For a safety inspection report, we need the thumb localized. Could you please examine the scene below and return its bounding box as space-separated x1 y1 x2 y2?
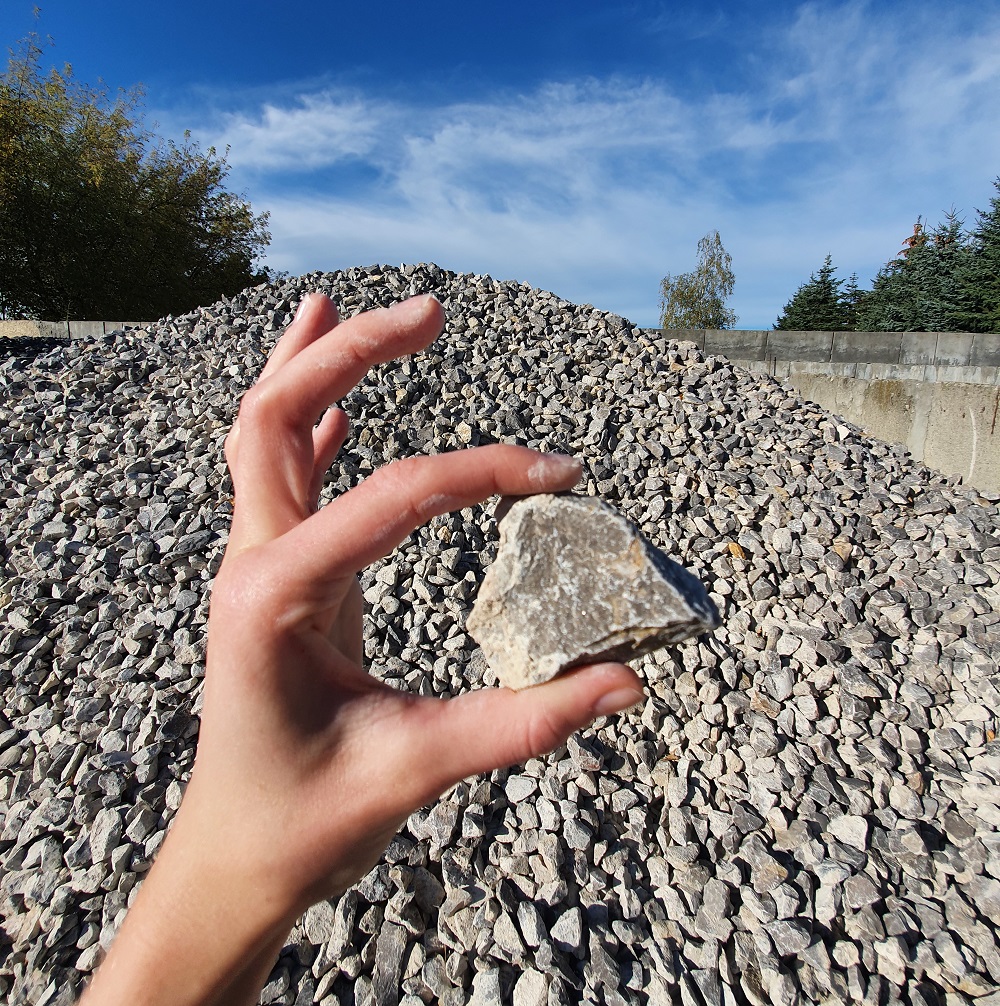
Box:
410 663 645 803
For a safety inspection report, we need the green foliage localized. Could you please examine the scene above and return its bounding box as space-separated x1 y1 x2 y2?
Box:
658 230 738 329
0 36 271 320
856 213 972 332
773 255 860 331
956 179 1000 333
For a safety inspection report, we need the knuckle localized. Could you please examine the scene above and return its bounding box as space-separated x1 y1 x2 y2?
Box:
237 383 274 427
238 376 298 433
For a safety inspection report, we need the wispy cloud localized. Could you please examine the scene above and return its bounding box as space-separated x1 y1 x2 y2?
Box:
211 93 385 172
181 1 1000 328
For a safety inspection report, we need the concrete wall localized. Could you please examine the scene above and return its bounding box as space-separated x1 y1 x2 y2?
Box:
658 327 1000 376
0 320 151 340
783 373 1000 493
651 328 1000 494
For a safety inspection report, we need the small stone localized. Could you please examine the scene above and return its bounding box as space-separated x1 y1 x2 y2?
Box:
512 968 549 1006
466 494 720 689
493 912 525 959
517 901 548 948
371 922 408 1006
550 906 584 956
304 900 337 944
832 941 860 967
504 775 538 802
89 808 122 864
468 967 503 1006
563 817 593 850
766 919 812 956
694 878 733 941
843 873 880 910
825 814 869 851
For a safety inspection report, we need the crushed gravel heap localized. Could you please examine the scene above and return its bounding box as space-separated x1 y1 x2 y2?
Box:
2 263 999 1006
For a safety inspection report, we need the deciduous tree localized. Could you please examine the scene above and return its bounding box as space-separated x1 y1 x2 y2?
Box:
658 230 738 330
0 35 271 320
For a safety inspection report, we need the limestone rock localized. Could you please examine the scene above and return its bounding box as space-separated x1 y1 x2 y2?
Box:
466 494 720 689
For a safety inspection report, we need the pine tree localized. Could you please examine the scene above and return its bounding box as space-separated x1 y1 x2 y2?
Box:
856 214 972 332
774 255 854 330
841 273 866 331
957 178 1000 333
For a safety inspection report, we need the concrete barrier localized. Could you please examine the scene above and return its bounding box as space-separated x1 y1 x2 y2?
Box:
651 328 1000 493
0 320 152 340
656 328 1000 382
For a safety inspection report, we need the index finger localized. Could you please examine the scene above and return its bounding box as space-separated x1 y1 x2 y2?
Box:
238 295 445 436
230 296 445 542
281 446 583 583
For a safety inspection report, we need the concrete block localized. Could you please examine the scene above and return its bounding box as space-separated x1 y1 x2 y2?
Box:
68 321 105 339
705 329 767 362
970 334 1000 368
832 332 901 364
934 332 974 367
765 330 833 362
899 332 940 365
828 362 859 379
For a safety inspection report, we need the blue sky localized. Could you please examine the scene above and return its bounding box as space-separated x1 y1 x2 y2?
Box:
5 1 1000 328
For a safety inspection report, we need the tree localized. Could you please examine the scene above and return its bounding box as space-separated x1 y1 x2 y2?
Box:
856 213 972 332
773 255 858 330
956 178 1000 333
0 35 271 320
658 230 738 329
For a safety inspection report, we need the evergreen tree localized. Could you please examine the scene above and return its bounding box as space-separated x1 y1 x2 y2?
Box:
856 214 972 332
841 272 866 331
956 178 1000 333
0 36 271 320
773 255 854 330
658 230 738 329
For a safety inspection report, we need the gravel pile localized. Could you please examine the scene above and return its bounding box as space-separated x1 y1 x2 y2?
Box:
2 263 999 1006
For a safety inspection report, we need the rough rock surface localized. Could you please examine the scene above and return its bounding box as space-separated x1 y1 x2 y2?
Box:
467 494 720 689
2 263 999 1005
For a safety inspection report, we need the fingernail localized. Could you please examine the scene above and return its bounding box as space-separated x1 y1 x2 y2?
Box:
543 453 581 473
294 294 314 321
388 294 438 318
592 687 645 718
526 453 582 489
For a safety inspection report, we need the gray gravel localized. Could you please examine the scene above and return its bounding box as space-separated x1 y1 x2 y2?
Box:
2 262 999 1005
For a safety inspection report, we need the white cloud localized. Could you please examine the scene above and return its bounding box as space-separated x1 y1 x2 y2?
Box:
211 93 387 172
186 2 1000 328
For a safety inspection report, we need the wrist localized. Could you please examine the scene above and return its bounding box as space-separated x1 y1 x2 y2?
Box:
80 796 298 1006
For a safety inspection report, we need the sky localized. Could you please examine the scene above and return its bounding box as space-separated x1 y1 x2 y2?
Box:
5 1 1000 328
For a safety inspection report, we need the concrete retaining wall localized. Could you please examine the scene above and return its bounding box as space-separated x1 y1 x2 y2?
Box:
0 320 151 340
651 328 1000 494
658 327 1000 378
782 373 1000 494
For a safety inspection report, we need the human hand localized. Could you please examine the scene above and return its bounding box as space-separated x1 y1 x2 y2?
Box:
82 293 643 1006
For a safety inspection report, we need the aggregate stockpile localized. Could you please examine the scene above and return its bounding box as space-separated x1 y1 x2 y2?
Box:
2 263 999 1006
